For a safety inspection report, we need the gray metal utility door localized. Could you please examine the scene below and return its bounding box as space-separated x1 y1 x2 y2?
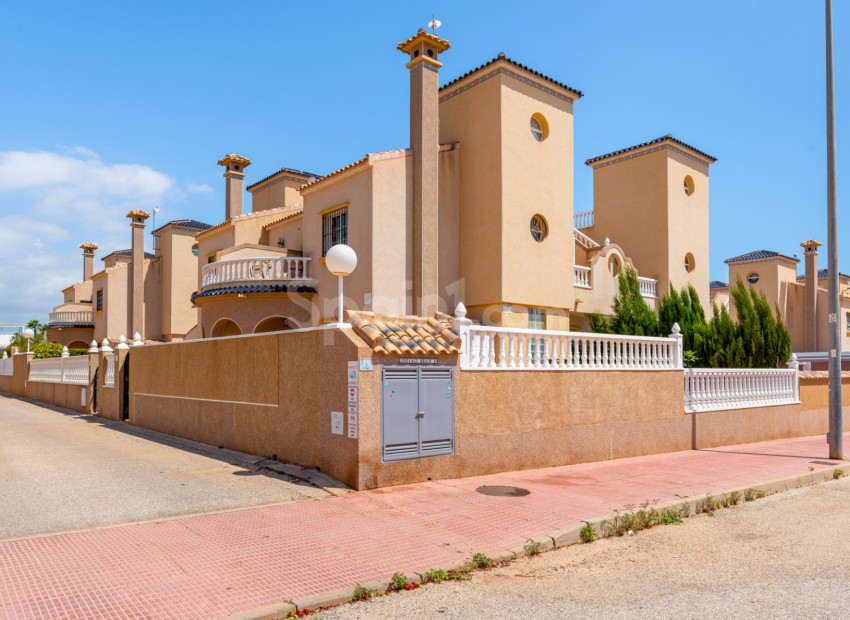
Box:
381 365 454 462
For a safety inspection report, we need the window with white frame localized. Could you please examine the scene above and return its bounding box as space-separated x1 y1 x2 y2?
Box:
322 206 348 256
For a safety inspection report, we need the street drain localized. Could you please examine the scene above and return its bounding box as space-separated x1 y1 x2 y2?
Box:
475 485 530 497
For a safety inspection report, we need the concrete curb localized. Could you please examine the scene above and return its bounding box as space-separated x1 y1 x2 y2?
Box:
222 462 847 619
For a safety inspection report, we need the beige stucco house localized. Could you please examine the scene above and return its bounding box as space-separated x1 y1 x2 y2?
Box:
190 30 716 339
710 240 850 354
45 213 211 348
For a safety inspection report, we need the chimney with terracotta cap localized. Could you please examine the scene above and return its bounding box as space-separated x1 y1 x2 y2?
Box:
79 242 98 281
801 239 822 351
127 209 150 338
218 154 252 220
398 28 450 316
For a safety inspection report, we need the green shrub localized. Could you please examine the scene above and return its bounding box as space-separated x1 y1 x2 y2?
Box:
32 342 64 359
580 523 597 542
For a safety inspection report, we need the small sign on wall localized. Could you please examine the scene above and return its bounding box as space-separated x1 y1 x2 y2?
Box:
348 411 358 438
348 361 358 386
359 358 373 372
348 386 358 404
331 411 343 435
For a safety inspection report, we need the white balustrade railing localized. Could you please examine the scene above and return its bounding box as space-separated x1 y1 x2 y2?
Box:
573 227 600 250
200 256 311 291
0 357 12 376
574 265 591 289
104 355 116 388
574 210 594 229
684 368 799 413
457 325 682 371
638 277 658 298
48 310 94 325
28 356 90 385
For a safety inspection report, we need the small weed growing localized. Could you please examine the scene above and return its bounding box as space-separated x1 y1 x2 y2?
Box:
757 489 766 499
580 523 597 543
657 509 683 525
834 469 844 479
389 573 407 592
351 585 377 602
423 568 471 583
523 540 543 556
468 553 493 570
729 491 742 505
744 488 756 502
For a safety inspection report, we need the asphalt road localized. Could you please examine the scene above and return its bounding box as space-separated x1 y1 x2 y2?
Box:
0 393 328 540
320 476 850 619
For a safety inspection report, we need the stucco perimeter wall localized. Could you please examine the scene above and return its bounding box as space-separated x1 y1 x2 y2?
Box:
25 381 88 413
357 368 691 489
0 374 12 394
127 328 370 488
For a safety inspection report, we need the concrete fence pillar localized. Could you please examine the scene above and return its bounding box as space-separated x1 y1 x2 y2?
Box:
670 323 684 369
12 352 33 396
451 302 472 369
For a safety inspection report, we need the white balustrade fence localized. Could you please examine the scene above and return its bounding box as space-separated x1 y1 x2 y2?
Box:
573 227 600 250
201 256 311 290
456 325 682 371
29 356 90 385
684 368 799 413
104 355 116 388
638 277 658 298
574 210 594 229
48 310 94 325
574 265 591 289
0 357 12 376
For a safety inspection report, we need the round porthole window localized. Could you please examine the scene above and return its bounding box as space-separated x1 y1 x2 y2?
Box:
530 214 548 242
530 113 549 142
684 252 695 273
747 272 760 284
684 175 695 196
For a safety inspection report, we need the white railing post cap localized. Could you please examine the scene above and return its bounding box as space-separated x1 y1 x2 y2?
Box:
61 346 70 358
132 333 143 346
671 323 681 335
101 338 113 352
116 335 130 350
454 302 467 319
88 340 99 353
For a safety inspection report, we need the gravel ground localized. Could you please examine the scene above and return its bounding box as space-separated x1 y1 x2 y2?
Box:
318 476 850 619
0 394 328 540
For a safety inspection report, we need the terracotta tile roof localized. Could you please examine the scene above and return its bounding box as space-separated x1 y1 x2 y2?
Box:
217 154 252 167
585 134 716 166
724 250 799 265
247 167 322 191
397 29 451 54
298 155 369 192
349 312 461 355
440 53 583 99
195 205 295 238
262 206 304 229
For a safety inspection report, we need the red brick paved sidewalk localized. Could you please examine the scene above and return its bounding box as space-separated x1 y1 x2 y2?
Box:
1 433 846 620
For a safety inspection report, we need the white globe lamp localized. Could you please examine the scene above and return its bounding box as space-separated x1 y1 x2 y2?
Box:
325 244 358 324
22 328 35 353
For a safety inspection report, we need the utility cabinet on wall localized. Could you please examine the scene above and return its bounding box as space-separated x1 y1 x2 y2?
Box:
381 365 454 462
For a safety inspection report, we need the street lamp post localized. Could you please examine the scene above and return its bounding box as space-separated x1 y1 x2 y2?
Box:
22 328 34 353
324 244 358 325
825 0 842 459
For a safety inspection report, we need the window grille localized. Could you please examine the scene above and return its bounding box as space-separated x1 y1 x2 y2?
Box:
96 289 103 312
322 207 348 256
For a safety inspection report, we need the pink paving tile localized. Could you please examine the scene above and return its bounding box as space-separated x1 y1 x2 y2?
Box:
1 432 847 619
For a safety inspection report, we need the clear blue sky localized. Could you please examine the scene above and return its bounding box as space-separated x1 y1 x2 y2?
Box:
0 1 847 323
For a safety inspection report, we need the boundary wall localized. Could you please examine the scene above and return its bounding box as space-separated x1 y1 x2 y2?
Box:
0 334 844 490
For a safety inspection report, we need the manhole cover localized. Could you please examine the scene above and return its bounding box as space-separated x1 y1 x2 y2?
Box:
475 485 530 497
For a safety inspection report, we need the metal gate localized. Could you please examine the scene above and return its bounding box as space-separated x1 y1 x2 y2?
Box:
381 365 454 462
92 368 99 413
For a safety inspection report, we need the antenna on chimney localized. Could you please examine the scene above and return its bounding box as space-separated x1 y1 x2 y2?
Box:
428 14 441 35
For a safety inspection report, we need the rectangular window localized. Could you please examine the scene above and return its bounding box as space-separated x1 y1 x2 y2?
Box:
322 207 348 256
528 307 545 364
528 307 545 330
95 289 103 312
846 311 850 336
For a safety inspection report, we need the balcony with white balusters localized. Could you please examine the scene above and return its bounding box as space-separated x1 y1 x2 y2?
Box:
199 256 312 293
